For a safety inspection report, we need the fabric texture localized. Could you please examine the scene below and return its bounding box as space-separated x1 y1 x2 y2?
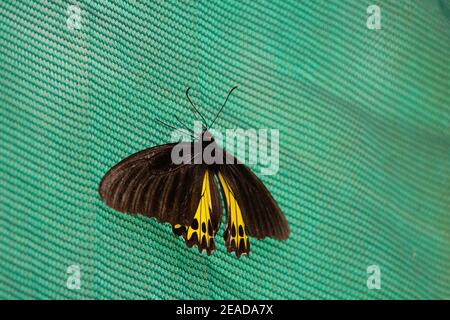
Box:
1 0 450 299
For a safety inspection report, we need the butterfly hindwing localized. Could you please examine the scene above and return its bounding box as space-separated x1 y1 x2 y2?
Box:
217 172 250 257
181 169 222 255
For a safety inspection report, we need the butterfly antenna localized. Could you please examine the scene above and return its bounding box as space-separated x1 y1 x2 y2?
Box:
155 118 197 140
209 86 238 129
186 87 209 129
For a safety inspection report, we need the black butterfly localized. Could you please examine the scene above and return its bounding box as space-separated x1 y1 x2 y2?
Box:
98 87 290 257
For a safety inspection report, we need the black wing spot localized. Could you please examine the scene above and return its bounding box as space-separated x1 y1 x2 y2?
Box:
186 233 198 248
191 218 198 230
202 222 206 233
239 225 244 237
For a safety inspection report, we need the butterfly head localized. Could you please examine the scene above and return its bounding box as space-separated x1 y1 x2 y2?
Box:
201 130 214 142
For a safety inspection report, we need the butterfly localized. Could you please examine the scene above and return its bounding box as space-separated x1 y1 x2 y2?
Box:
98 87 290 257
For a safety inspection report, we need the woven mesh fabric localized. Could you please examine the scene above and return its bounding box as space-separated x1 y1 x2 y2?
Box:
1 0 450 299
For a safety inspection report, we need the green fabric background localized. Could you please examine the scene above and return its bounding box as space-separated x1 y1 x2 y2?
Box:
1 0 450 299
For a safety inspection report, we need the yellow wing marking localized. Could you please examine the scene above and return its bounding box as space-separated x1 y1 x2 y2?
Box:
218 172 249 252
186 170 214 247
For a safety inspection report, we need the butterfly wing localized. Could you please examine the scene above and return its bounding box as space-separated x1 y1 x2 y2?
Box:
217 156 290 257
181 168 222 255
98 143 222 255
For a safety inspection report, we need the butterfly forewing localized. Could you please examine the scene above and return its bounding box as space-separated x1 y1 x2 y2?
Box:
217 153 290 244
99 143 204 226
